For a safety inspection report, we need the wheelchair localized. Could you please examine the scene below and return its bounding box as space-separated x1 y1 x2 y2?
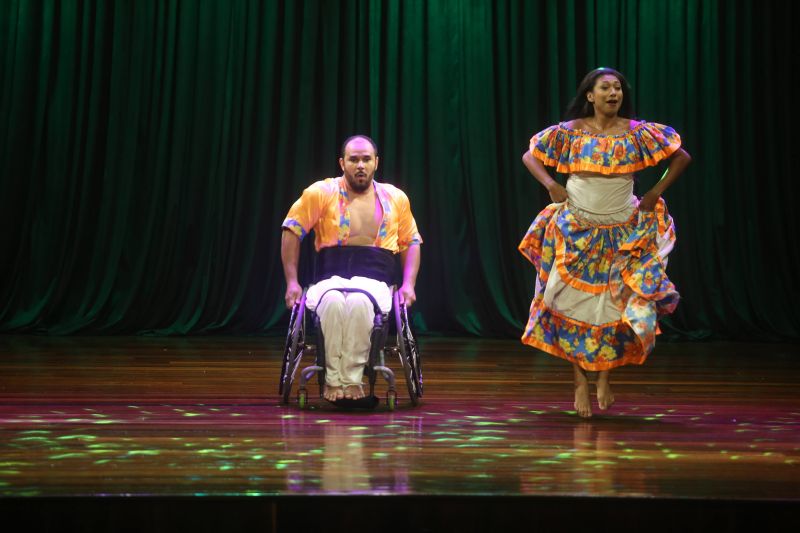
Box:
279 284 423 411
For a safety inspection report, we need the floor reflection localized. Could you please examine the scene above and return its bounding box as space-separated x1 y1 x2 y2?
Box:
280 412 421 494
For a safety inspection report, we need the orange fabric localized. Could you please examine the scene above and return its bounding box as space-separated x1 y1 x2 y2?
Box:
283 177 422 253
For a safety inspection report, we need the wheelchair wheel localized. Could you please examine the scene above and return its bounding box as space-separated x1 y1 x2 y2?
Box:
280 293 307 403
394 293 423 405
298 388 308 410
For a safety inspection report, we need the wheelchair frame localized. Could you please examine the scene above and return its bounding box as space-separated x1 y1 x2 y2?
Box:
279 287 423 410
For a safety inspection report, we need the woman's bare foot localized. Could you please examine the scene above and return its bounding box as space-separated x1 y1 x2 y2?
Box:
323 385 344 402
344 384 365 400
573 364 592 418
596 370 615 410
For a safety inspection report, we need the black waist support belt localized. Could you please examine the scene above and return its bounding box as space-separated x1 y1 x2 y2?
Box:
315 246 399 286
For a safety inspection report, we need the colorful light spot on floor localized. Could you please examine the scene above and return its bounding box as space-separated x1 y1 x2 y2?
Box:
48 453 89 460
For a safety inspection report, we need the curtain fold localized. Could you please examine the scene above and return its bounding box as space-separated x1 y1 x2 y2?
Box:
0 0 795 340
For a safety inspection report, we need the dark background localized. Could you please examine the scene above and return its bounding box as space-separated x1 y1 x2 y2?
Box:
1 0 795 340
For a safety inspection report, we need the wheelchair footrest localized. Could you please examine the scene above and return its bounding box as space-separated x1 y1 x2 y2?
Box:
328 396 380 409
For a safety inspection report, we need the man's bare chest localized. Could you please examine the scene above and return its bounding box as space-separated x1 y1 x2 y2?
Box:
347 194 383 243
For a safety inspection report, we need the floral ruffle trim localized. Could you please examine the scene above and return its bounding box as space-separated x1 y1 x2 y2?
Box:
518 200 676 297
530 122 681 175
521 300 648 371
282 219 307 240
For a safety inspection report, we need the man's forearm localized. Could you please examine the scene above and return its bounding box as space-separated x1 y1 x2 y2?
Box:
281 230 301 285
400 244 421 287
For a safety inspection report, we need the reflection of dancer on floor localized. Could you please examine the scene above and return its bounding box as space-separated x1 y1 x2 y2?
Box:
519 68 692 417
322 422 371 492
572 422 613 492
281 135 422 402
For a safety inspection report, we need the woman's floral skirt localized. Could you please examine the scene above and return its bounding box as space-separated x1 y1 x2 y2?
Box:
518 199 679 370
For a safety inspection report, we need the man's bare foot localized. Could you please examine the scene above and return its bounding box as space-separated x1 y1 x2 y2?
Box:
573 364 592 418
324 385 344 402
597 370 615 410
344 384 365 400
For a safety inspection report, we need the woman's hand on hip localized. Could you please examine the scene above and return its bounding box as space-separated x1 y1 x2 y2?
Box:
547 183 568 203
639 190 661 212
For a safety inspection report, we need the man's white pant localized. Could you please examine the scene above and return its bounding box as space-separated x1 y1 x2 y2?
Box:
305 276 392 388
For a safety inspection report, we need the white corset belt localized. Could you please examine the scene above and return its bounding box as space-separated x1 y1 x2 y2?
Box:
566 175 636 225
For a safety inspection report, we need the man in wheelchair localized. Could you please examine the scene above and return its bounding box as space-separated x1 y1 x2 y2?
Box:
281 135 422 403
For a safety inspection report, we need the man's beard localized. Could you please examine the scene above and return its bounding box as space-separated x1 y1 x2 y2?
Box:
346 172 372 193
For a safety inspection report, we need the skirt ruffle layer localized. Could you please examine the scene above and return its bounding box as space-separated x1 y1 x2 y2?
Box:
519 199 679 370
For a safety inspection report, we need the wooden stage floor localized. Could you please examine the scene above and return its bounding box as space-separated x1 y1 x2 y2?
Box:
1 335 798 530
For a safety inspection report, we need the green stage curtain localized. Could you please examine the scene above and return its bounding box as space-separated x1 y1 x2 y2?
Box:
0 1 795 339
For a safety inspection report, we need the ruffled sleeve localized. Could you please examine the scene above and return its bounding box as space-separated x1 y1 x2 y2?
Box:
529 125 568 168
628 123 681 169
529 122 682 175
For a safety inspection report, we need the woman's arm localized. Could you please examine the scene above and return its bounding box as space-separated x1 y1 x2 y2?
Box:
639 148 692 211
522 151 567 203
